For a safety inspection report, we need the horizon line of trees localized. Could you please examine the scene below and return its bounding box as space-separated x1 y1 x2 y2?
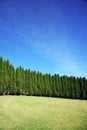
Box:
0 56 87 99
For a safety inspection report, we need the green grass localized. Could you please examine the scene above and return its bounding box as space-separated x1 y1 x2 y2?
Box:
0 96 87 130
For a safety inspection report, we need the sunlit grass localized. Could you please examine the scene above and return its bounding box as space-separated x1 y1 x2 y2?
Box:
0 96 87 130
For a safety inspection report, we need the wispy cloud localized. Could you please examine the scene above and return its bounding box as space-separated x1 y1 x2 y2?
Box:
26 41 86 77
2 23 85 77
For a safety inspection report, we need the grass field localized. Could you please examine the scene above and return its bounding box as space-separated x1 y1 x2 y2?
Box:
0 96 87 130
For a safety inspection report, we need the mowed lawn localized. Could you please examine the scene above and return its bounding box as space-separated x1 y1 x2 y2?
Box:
0 96 87 130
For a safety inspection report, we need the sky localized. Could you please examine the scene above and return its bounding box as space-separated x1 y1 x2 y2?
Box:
0 0 87 78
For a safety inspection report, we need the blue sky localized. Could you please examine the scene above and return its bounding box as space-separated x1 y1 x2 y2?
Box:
0 0 87 77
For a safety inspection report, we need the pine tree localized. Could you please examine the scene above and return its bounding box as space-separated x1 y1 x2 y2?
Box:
0 56 87 99
16 66 23 94
0 56 4 94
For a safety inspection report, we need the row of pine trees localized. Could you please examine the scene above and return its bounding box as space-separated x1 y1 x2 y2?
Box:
0 56 87 99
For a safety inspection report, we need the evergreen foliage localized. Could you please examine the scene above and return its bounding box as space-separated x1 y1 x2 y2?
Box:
0 56 87 99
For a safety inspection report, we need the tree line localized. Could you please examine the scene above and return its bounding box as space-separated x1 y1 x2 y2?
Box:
0 56 87 99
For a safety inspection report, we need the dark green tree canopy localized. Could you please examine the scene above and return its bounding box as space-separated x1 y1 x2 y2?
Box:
0 56 87 99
